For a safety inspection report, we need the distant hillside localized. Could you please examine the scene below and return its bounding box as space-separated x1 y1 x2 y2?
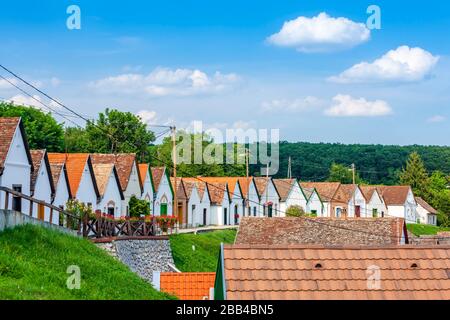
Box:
0 225 173 300
250 142 450 185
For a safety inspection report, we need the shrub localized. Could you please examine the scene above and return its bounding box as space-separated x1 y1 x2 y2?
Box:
128 196 151 218
286 205 306 217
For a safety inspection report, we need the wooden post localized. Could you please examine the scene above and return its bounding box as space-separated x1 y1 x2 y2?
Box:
4 191 9 210
171 126 178 222
29 199 33 217
49 208 53 224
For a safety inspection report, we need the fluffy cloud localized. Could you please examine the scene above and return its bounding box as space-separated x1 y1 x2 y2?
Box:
267 12 370 53
329 46 439 83
261 96 325 112
324 94 392 117
427 115 446 123
90 67 240 96
136 110 159 126
6 94 43 108
0 77 18 89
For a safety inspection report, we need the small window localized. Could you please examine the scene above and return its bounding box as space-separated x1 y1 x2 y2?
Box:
311 210 317 217
372 208 378 218
253 207 257 217
107 207 115 216
12 185 22 212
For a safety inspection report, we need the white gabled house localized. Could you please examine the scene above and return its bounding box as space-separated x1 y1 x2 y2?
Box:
360 186 388 218
181 179 204 227
415 197 437 225
30 150 55 222
139 164 154 215
244 178 260 217
254 177 280 217
273 179 308 216
378 186 418 223
92 163 124 218
48 153 100 210
90 154 142 216
336 184 368 218
49 162 71 223
151 167 174 216
206 181 230 225
0 117 33 215
302 187 324 216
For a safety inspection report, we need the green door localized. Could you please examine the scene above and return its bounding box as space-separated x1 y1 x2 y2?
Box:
161 203 168 216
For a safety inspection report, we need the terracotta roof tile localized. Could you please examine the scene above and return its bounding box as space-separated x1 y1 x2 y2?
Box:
273 179 296 201
195 177 243 199
150 167 165 192
180 178 207 200
0 117 25 174
360 186 378 201
415 197 437 214
138 164 148 186
253 177 272 197
90 153 138 192
30 150 45 192
160 272 215 300
235 217 406 246
48 153 90 197
222 245 450 300
92 163 114 197
377 186 411 205
49 163 63 188
300 182 341 202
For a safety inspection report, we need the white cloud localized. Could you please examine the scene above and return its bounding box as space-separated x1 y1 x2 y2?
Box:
267 12 370 53
261 96 325 112
6 94 42 108
136 110 159 126
329 46 439 83
324 94 392 117
427 115 446 123
90 67 240 96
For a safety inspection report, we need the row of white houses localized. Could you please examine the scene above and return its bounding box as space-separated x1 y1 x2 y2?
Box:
0 117 438 228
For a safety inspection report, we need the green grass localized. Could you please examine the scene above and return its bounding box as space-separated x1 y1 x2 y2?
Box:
0 224 173 300
170 229 237 272
407 223 450 236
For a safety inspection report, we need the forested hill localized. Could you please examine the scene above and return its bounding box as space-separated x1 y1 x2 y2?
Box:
250 142 450 185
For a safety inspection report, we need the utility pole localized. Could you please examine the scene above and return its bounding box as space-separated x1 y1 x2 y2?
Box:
245 148 249 216
351 163 356 185
351 163 356 218
171 126 177 221
287 156 292 179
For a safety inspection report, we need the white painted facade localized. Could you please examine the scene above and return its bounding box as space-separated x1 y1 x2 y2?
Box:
386 189 418 223
347 186 368 218
210 187 231 226
75 162 98 209
417 203 437 225
365 190 388 218
244 179 260 217
97 170 123 218
31 156 53 223
279 181 308 216
0 123 31 215
52 165 70 225
259 179 280 217
153 170 173 216
140 169 154 215
122 161 142 216
186 185 203 227
306 189 324 216
229 181 244 225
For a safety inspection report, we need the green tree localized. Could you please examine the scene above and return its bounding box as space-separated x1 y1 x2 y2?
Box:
327 163 364 184
64 127 91 153
399 152 430 198
128 196 150 217
76 109 155 161
0 102 64 151
286 205 306 217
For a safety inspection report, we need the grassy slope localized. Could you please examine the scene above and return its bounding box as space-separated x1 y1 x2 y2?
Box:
170 229 237 272
0 224 173 300
407 223 450 236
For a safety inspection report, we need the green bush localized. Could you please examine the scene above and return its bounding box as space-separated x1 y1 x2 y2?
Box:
286 205 306 217
128 196 151 217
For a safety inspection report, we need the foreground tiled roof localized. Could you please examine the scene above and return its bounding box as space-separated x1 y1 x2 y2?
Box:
300 182 341 202
160 272 215 300
90 153 138 192
377 186 411 205
30 150 45 192
222 245 450 300
273 179 296 202
415 197 437 214
235 217 406 246
48 153 90 196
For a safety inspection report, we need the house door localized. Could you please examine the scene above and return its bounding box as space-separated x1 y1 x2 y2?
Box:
268 204 273 217
38 204 45 221
234 205 238 224
12 185 22 212
355 206 361 218
161 203 168 216
223 208 228 225
203 208 207 226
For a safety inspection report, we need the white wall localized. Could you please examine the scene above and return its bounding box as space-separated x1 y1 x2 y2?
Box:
97 171 122 218
229 181 244 225
366 191 387 218
187 186 202 227
122 161 142 215
405 189 418 223
141 171 154 215
306 191 324 216
347 187 367 217
31 158 53 223
280 181 307 216
75 162 98 209
212 191 230 226
417 205 437 225
0 125 31 215
245 181 260 217
52 169 70 225
154 171 173 216
259 180 280 217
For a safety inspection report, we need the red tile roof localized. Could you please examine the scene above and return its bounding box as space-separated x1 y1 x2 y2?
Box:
0 117 32 175
377 186 412 205
30 150 45 193
300 182 341 202
235 217 407 246
222 245 450 300
415 197 437 214
90 153 139 192
48 153 91 197
138 163 149 186
160 272 215 300
360 186 378 201
150 167 166 192
273 179 296 201
253 177 271 198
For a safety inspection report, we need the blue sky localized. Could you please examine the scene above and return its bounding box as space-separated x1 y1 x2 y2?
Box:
0 0 449 145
